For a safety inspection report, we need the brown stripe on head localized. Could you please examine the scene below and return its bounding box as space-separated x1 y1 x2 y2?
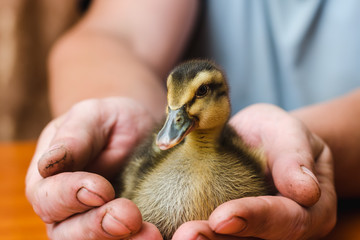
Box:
166 60 228 109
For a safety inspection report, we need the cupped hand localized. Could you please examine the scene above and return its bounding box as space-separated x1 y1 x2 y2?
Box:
25 97 163 240
173 103 337 240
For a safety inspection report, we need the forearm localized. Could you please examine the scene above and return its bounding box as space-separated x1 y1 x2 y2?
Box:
48 29 167 120
48 0 198 119
292 89 360 197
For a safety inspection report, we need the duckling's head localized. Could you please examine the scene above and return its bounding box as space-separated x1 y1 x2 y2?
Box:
156 60 230 150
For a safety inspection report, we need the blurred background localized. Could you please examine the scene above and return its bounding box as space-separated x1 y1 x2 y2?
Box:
0 0 89 141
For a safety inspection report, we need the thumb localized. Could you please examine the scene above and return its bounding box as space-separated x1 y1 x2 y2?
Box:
38 98 154 178
269 145 321 207
230 104 321 207
209 196 310 240
266 130 323 207
38 100 108 177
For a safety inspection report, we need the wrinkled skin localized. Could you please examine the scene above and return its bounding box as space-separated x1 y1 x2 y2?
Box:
173 104 336 240
26 99 336 240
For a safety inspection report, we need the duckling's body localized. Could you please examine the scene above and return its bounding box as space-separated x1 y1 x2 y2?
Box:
118 60 269 240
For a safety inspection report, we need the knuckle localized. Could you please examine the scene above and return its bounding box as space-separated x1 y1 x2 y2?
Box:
283 215 310 240
317 206 337 238
32 201 55 224
25 185 56 224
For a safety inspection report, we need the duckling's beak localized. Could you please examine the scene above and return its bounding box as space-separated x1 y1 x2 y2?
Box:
156 106 195 150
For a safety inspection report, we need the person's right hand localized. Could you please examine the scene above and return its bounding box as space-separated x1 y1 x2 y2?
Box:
25 97 164 240
172 104 336 240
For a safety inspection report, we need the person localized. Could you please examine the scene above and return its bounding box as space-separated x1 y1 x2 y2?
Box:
25 0 360 239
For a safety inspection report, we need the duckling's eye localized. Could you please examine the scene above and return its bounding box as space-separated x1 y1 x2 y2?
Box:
195 84 209 98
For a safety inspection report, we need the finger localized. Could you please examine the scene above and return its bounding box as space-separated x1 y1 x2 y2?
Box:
230 104 321 207
305 143 337 234
173 221 253 240
132 222 163 240
29 171 115 223
25 117 114 223
47 198 146 240
209 196 310 240
38 98 154 178
38 99 112 177
265 128 322 207
209 153 337 240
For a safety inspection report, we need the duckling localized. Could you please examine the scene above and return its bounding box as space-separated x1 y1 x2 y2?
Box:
117 60 269 240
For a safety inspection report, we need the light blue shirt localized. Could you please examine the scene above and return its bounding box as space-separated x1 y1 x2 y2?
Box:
189 0 360 113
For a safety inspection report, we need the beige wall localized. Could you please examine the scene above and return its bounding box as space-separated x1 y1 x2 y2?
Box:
0 0 83 140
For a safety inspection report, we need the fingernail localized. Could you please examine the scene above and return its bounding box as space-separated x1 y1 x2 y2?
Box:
196 234 210 240
48 144 64 152
214 217 247 234
77 187 106 207
43 144 68 161
38 145 69 177
301 166 320 186
43 145 67 164
102 213 131 237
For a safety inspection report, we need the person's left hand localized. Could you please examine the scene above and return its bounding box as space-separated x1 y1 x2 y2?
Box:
172 103 337 240
25 97 163 240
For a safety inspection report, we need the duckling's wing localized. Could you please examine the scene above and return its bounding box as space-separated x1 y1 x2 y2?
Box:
220 124 265 174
